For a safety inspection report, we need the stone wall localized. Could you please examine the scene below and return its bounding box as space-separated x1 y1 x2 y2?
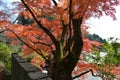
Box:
11 53 51 80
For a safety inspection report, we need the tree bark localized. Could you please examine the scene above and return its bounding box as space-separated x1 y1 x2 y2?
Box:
49 62 72 80
48 50 82 80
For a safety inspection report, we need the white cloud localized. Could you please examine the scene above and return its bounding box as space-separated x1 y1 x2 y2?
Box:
87 6 120 39
3 0 20 3
8 0 20 2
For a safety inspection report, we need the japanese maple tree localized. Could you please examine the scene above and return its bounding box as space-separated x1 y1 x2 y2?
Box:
0 0 120 80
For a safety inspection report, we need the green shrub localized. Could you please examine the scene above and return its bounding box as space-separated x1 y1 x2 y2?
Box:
0 42 13 72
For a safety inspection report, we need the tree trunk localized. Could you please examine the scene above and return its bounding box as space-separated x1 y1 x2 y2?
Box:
48 56 74 80
48 50 82 80
48 18 83 80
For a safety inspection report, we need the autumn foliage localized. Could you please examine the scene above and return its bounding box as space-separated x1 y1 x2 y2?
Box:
0 0 120 80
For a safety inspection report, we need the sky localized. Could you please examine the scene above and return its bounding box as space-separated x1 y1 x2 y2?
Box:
2 0 120 40
87 6 120 40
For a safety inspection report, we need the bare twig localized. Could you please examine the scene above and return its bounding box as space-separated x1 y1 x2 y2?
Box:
29 38 53 50
13 16 19 24
29 38 51 46
73 69 100 79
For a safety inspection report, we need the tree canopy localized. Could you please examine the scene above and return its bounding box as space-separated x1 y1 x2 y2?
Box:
0 0 120 80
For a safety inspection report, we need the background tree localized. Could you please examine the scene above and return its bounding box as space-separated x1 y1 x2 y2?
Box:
77 38 120 80
0 42 17 72
86 33 106 43
0 0 120 80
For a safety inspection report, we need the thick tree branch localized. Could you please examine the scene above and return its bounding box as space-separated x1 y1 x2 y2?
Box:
21 0 60 50
72 18 83 58
61 18 83 69
67 0 73 53
60 20 68 44
6 29 48 61
73 69 100 79
69 0 73 31
69 0 73 30
62 36 74 57
62 0 73 55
